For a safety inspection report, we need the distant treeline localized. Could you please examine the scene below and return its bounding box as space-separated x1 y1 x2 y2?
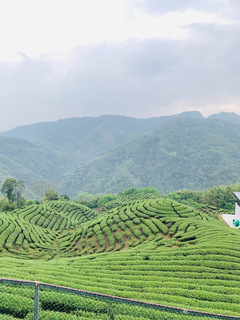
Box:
76 187 159 209
168 183 240 210
0 176 238 212
77 184 239 211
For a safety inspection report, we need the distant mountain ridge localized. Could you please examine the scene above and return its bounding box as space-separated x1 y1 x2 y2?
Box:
62 116 240 195
208 111 240 123
1 112 203 161
0 111 240 196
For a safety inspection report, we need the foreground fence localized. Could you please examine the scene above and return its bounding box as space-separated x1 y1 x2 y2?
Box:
0 278 240 319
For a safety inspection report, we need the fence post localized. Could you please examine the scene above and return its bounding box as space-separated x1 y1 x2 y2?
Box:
34 281 39 320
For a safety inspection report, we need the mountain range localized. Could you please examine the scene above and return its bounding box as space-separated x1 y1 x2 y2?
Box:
1 111 240 196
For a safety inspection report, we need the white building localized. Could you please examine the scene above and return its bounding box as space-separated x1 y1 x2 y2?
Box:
234 192 240 220
221 192 240 228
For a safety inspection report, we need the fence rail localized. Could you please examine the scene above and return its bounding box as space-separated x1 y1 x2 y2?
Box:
0 278 239 319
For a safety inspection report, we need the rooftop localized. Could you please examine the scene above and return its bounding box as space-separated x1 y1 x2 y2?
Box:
233 192 240 200
222 214 239 228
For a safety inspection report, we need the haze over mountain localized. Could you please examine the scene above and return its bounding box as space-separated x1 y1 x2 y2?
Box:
1 1 240 132
0 111 240 196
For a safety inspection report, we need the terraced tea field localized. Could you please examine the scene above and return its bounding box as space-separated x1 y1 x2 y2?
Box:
104 193 162 210
0 197 239 317
57 197 238 257
0 201 98 258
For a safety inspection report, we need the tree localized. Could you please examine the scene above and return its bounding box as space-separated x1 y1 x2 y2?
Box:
1 178 25 205
59 194 70 201
0 195 12 211
44 189 59 202
118 187 160 196
31 179 56 201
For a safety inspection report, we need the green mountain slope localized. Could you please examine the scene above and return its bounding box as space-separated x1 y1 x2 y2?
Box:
208 111 240 124
1 111 240 195
1 113 203 170
0 136 69 185
63 117 240 195
0 198 240 316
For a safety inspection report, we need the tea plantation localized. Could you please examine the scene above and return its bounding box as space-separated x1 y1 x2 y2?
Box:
0 197 240 318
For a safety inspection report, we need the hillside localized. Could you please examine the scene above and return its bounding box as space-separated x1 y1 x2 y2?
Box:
62 117 240 195
1 111 240 195
0 198 240 316
0 201 98 259
1 112 202 150
0 136 68 186
2 114 200 169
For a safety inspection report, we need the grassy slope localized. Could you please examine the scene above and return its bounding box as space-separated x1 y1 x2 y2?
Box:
0 198 239 316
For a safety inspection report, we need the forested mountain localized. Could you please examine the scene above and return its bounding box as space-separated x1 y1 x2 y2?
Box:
0 136 67 185
208 111 240 123
1 111 240 196
62 116 240 195
1 112 202 166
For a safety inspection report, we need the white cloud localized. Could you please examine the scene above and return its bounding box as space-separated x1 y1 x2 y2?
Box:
159 94 240 118
0 0 128 61
0 0 239 131
0 0 233 62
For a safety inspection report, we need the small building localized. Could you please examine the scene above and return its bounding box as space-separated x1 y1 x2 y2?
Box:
221 192 240 228
234 192 240 221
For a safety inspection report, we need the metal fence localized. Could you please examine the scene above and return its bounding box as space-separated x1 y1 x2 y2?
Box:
0 278 240 319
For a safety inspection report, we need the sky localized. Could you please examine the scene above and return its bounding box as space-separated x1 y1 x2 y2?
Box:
0 0 240 131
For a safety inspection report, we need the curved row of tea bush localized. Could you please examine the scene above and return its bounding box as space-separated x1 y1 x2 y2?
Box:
104 193 162 210
0 197 240 317
1 239 240 317
0 201 98 257
57 198 226 255
0 280 238 319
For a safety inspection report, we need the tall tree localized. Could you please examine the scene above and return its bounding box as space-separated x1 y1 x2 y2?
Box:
0 178 25 204
44 189 59 202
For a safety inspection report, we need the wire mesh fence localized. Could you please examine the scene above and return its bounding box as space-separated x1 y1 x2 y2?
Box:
0 278 239 319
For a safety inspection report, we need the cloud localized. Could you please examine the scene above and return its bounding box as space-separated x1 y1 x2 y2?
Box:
0 18 240 131
140 0 226 14
0 0 232 62
0 0 240 131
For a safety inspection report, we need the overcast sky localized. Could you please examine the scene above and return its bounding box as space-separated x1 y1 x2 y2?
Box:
0 0 240 131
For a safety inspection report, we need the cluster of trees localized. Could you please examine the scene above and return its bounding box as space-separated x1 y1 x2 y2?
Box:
168 184 239 210
77 187 160 209
0 176 238 212
31 179 69 202
0 178 161 212
0 178 69 211
0 178 26 211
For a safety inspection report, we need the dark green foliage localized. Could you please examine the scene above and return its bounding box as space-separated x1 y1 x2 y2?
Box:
0 177 25 208
77 193 118 209
168 184 239 211
118 187 160 197
0 291 33 318
44 189 59 202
